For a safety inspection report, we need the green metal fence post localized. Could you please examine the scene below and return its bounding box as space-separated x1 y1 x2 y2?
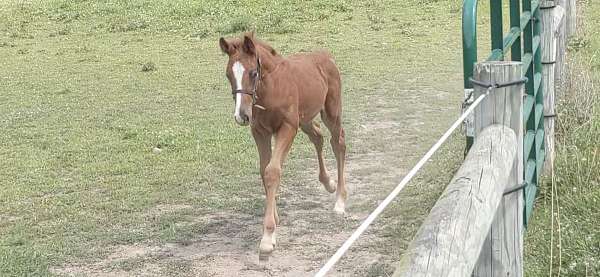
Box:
522 0 537 226
491 0 504 58
462 0 548 228
462 0 479 89
524 3 546 225
510 0 522 61
462 0 478 150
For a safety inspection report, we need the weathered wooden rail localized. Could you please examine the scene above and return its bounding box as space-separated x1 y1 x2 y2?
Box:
393 125 519 276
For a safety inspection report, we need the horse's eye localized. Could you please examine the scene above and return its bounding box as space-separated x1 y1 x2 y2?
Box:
249 70 258 79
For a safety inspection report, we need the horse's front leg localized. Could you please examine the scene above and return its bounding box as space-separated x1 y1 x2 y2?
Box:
258 123 296 260
252 127 272 183
251 127 274 241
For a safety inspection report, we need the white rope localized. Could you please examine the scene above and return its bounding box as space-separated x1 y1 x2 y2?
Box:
314 92 489 277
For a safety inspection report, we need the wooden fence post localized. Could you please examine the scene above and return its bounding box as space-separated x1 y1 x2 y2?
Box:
471 62 524 277
464 88 475 151
540 1 565 175
566 0 577 37
555 1 568 97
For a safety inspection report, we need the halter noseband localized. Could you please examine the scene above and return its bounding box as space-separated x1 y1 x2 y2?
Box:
232 55 266 110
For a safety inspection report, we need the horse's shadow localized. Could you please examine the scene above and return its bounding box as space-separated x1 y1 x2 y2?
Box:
195 212 262 253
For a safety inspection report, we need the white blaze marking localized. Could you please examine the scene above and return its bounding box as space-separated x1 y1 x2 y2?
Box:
232 61 245 120
232 61 245 90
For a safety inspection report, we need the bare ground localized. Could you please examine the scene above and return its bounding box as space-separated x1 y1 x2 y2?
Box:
52 86 463 276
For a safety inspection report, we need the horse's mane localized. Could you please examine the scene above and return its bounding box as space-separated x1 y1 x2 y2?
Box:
240 32 279 57
254 39 278 56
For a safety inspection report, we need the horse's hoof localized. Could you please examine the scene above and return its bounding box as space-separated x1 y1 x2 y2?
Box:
334 200 346 215
319 177 337 193
327 180 337 193
260 237 274 252
259 242 274 261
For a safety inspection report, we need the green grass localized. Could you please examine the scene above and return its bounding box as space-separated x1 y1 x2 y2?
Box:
0 0 472 275
524 0 600 275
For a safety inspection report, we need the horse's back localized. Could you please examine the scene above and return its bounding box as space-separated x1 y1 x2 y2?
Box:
288 51 341 90
280 51 341 123
289 51 337 72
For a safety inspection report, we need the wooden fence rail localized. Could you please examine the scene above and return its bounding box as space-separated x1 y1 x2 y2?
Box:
392 125 518 277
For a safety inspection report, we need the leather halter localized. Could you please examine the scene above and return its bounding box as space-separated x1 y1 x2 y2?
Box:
231 55 266 110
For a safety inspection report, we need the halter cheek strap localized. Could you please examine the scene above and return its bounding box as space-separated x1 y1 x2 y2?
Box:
231 55 266 110
252 56 266 110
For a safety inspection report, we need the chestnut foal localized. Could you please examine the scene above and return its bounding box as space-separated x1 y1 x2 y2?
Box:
219 33 347 259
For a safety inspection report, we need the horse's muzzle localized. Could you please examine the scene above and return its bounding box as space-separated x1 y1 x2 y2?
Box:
235 113 250 126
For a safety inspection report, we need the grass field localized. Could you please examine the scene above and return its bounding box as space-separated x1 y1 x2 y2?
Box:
0 0 468 275
523 0 600 275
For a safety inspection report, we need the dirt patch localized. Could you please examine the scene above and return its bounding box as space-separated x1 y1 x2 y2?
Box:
51 245 165 276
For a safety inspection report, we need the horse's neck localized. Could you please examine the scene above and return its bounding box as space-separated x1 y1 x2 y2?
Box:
257 48 285 100
256 54 283 99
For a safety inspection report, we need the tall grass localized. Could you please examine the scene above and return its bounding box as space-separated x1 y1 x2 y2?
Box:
524 39 600 277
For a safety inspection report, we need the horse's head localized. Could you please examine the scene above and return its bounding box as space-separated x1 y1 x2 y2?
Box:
219 33 262 126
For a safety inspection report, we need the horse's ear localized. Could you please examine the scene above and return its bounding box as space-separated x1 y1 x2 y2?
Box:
242 35 256 55
219 37 232 55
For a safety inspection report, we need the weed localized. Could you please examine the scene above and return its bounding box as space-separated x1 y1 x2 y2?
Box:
218 16 253 35
363 261 394 277
56 88 72 95
0 42 16 48
110 20 148 33
187 30 209 40
141 62 156 72
568 37 591 52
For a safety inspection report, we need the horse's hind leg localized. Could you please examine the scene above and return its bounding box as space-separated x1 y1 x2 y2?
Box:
321 97 347 214
301 121 336 193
